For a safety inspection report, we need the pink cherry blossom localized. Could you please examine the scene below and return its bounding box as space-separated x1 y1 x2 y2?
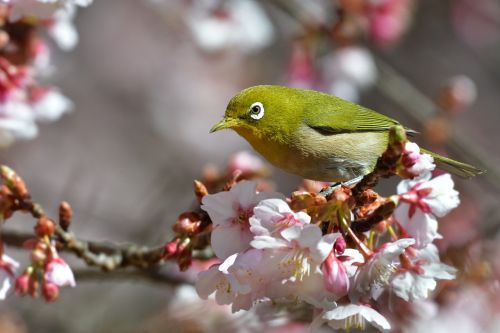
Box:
45 257 76 287
251 224 338 282
196 249 270 313
391 244 456 301
0 254 19 300
202 180 282 260
352 238 415 301
395 174 459 248
249 198 310 238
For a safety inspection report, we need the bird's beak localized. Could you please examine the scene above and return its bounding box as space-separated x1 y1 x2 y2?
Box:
209 117 238 133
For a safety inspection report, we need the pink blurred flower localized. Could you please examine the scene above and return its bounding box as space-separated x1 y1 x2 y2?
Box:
46 3 80 50
29 86 73 122
227 151 266 176
0 254 19 300
395 174 459 248
322 46 377 102
186 0 274 54
287 42 317 89
368 0 413 46
391 244 456 301
201 181 282 260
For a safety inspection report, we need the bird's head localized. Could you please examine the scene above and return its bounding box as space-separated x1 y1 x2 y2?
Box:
210 85 301 142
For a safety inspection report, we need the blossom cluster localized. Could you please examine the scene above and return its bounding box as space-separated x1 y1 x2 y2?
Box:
0 0 91 146
191 139 459 332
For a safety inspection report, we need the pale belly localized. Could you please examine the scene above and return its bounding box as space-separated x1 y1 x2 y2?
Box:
240 128 388 182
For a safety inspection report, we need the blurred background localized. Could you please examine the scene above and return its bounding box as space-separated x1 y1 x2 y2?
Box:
0 0 500 332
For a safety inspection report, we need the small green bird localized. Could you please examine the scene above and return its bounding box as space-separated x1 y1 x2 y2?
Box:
210 85 482 182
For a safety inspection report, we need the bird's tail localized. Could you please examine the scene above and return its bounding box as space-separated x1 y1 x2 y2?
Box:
421 149 485 178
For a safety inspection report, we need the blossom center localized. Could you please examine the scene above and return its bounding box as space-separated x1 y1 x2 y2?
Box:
371 259 397 287
280 248 312 281
400 184 433 218
344 313 367 330
235 207 252 226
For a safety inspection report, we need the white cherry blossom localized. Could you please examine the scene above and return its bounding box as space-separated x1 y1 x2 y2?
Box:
395 174 459 248
201 180 282 260
391 244 457 302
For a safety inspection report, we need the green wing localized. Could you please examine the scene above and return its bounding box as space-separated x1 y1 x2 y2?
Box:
302 93 416 135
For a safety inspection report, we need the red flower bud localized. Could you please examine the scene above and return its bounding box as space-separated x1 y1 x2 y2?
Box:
42 281 59 302
15 272 30 296
35 217 56 237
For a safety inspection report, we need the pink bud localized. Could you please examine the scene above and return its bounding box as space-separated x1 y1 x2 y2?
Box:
321 251 349 297
42 282 59 302
334 236 347 254
15 272 30 296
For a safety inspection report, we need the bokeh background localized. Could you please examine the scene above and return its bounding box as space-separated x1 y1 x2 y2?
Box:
1 0 500 332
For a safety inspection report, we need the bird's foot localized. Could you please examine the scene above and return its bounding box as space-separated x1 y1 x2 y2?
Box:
319 176 364 197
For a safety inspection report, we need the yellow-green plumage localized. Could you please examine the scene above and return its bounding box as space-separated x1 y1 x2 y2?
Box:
211 85 483 182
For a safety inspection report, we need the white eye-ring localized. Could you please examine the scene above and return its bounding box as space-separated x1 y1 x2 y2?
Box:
249 102 264 120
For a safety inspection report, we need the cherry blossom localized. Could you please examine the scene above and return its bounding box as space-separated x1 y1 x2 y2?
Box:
313 303 391 332
195 249 270 313
395 174 459 248
249 198 310 238
352 238 415 301
45 256 76 288
391 244 456 301
251 224 338 281
201 180 282 260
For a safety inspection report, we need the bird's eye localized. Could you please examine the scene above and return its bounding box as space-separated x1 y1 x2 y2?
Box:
249 102 264 120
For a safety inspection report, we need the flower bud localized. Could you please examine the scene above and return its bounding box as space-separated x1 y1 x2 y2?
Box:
59 201 73 230
321 251 349 298
0 165 28 198
334 236 347 254
42 282 59 302
15 272 30 296
193 180 209 202
35 217 56 237
173 212 202 236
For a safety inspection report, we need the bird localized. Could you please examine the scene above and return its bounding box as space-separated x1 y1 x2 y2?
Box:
210 85 483 182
